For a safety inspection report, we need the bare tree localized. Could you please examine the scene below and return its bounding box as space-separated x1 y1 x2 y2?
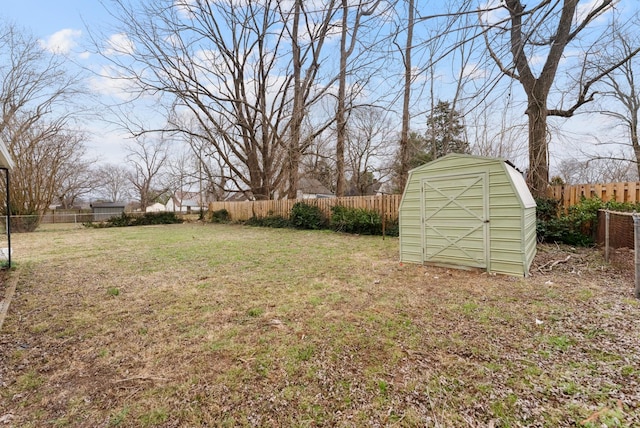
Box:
99 0 342 200
282 0 341 198
125 137 169 210
395 0 415 193
334 0 381 196
481 0 640 197
594 23 640 177
166 147 198 199
345 106 394 195
54 145 97 209
186 133 234 201
0 24 86 231
557 157 637 184
301 131 337 194
0 24 80 136
94 163 132 203
3 120 87 231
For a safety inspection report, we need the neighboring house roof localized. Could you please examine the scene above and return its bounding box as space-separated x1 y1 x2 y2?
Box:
91 202 126 209
178 199 200 208
146 202 166 212
298 177 334 196
0 140 14 169
345 181 382 197
225 191 254 202
171 191 204 205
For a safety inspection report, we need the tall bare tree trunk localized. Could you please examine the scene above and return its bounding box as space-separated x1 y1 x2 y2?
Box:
398 0 414 192
335 0 350 197
526 100 549 196
287 0 303 199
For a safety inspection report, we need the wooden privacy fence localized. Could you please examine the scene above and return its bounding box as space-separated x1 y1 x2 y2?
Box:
549 181 640 210
208 194 402 222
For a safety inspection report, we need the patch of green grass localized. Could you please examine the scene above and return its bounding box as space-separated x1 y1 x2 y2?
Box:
490 393 519 422
246 307 264 317
106 287 120 297
545 335 575 352
139 407 168 426
561 381 580 396
293 344 315 362
377 379 389 395
108 407 129 426
620 365 636 376
579 402 625 428
4 227 639 426
16 370 44 390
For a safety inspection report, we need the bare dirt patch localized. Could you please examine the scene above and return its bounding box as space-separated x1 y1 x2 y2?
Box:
1 224 639 427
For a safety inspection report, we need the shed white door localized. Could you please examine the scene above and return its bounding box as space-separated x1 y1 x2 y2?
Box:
422 173 489 268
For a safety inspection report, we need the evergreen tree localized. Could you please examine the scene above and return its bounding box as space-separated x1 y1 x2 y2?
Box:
425 100 469 159
391 132 432 192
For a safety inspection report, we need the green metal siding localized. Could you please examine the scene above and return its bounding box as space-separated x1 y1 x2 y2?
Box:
423 173 488 268
399 177 424 263
399 154 537 277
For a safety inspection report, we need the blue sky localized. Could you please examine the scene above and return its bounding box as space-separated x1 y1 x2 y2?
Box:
1 1 133 163
1 1 636 178
2 1 102 37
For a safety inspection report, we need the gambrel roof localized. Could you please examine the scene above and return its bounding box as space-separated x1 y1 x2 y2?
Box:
0 140 13 169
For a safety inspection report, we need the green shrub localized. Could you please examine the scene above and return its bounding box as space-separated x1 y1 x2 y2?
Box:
211 209 231 223
384 219 400 237
330 205 382 235
105 213 135 227
136 212 183 225
245 215 290 228
533 196 638 246
86 212 183 228
290 202 327 230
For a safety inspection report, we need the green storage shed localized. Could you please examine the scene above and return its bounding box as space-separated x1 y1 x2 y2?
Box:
399 154 537 277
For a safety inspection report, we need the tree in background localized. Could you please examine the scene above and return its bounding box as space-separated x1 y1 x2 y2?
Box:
481 0 640 197
0 24 85 231
334 0 381 196
594 23 640 178
4 123 88 231
125 137 169 210
299 127 338 194
425 100 469 159
390 132 430 193
345 106 394 196
556 157 637 184
54 146 97 209
101 0 345 200
395 0 415 194
94 163 133 203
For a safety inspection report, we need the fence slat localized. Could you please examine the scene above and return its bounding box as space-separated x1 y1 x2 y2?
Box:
209 194 401 222
549 182 640 211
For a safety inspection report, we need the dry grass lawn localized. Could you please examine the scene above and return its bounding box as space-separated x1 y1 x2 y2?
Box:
0 222 639 427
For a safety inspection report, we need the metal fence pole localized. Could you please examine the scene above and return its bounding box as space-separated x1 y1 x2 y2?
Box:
605 210 610 263
634 212 640 299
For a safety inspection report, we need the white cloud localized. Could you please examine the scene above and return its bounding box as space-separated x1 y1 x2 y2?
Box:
478 0 508 27
88 65 138 100
576 0 616 24
462 63 488 80
39 29 82 54
103 33 135 56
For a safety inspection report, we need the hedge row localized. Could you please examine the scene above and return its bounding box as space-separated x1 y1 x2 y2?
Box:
211 203 399 237
84 212 183 228
535 196 640 246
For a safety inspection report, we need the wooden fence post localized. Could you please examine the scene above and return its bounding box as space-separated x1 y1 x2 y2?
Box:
604 210 610 263
634 212 640 299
